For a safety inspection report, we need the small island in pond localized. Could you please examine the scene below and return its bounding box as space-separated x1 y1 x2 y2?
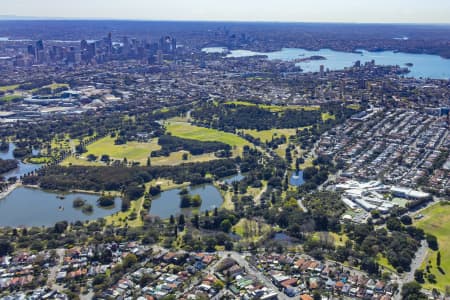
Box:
179 188 202 208
97 195 115 207
73 196 95 214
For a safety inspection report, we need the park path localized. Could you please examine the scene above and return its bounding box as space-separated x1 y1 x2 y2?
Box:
394 239 428 300
254 184 268 206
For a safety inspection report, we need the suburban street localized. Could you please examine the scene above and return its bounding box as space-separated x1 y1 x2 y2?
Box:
217 251 290 300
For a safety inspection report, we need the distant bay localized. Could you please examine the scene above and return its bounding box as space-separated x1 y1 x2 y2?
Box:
203 47 450 79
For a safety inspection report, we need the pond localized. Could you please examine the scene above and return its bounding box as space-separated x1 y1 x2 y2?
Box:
0 143 42 179
203 47 450 79
0 187 121 227
273 232 294 243
149 184 223 219
221 173 245 184
290 170 305 186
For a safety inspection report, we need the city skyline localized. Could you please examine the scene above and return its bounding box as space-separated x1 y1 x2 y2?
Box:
1 0 450 24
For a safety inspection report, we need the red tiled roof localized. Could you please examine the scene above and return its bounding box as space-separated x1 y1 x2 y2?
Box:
300 294 313 300
281 278 297 288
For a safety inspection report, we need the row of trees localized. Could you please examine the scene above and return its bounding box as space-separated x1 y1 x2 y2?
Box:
192 103 323 131
24 158 238 192
0 158 18 174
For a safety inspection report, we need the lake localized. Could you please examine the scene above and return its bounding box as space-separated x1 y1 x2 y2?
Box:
149 184 223 219
0 187 121 227
290 170 305 186
0 143 42 179
203 47 450 79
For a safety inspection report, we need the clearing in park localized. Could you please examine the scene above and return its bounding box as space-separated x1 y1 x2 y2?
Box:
165 121 250 148
63 122 250 166
242 128 298 143
415 202 450 292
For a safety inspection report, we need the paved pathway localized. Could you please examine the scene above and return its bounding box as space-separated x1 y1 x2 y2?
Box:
394 239 428 300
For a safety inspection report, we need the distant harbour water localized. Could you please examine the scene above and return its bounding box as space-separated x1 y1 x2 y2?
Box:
202 47 450 79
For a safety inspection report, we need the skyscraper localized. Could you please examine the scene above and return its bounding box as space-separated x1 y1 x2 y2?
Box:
35 40 45 64
156 50 163 64
123 36 130 58
171 38 177 53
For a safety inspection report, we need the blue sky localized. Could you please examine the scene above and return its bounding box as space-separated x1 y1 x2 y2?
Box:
1 0 450 23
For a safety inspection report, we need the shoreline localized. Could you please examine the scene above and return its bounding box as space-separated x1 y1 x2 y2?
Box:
0 182 21 200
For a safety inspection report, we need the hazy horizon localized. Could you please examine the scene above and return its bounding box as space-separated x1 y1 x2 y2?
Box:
1 0 450 24
2 16 450 26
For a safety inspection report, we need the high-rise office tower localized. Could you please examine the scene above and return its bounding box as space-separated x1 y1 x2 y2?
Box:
123 36 130 57
35 40 45 63
171 38 177 53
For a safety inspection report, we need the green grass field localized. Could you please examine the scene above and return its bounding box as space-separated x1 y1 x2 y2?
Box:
86 136 160 163
415 203 450 291
151 150 220 166
346 104 361 110
31 83 69 93
63 133 230 167
26 157 52 164
321 112 336 121
61 156 104 167
242 128 298 142
46 83 69 90
0 84 20 92
376 254 397 273
61 136 159 166
0 94 22 102
0 83 68 93
166 122 250 147
225 100 321 112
